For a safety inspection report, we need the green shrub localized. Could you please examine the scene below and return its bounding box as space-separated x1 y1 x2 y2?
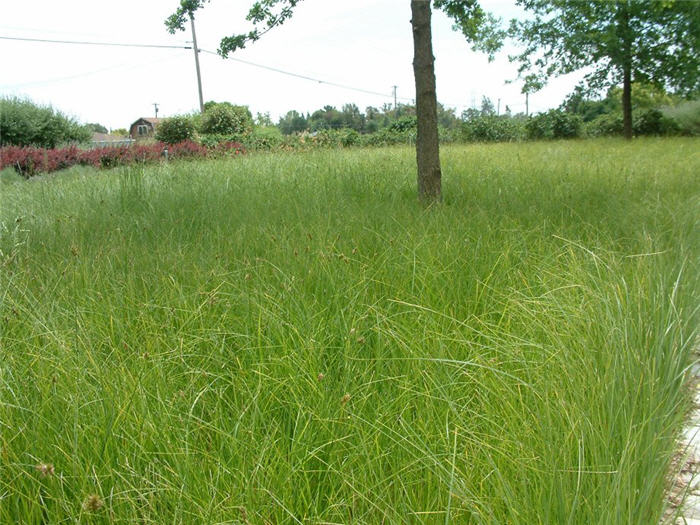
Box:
155 115 197 144
360 128 415 147
584 113 624 137
633 108 679 136
461 115 525 143
246 126 284 149
661 100 700 136
389 116 417 133
0 97 90 148
527 110 582 140
200 103 253 136
201 127 285 151
339 129 360 147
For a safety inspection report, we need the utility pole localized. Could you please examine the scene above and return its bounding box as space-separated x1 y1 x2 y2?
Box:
189 12 204 113
497 98 501 116
525 92 529 117
153 103 159 119
392 85 398 111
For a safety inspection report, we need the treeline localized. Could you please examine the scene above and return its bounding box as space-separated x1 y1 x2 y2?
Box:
274 102 461 135
270 82 698 143
2 83 698 154
155 84 698 153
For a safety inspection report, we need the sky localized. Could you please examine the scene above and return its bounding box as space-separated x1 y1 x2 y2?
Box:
1 0 584 131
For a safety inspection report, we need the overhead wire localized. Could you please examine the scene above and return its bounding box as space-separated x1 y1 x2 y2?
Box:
1 33 518 110
1 34 403 102
199 48 397 99
0 35 191 49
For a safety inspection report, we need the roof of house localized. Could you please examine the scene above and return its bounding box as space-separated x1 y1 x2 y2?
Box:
130 117 162 128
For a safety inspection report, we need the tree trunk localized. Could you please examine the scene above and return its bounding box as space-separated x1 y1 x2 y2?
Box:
411 0 441 202
618 0 633 139
622 64 633 139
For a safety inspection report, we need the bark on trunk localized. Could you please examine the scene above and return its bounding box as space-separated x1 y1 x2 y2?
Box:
622 64 633 139
618 0 633 139
411 0 441 202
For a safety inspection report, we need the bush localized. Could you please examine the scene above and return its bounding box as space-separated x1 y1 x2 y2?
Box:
584 113 624 137
0 97 91 148
0 140 244 178
661 100 700 136
246 127 284 150
389 116 417 133
633 108 679 136
361 128 415 147
526 110 582 140
155 116 197 144
200 103 253 136
461 115 525 143
584 109 680 137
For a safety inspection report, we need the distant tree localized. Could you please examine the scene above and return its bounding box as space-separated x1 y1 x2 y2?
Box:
85 122 108 134
111 128 129 137
479 96 496 117
256 112 274 127
167 0 504 202
200 102 254 135
607 83 682 111
309 106 344 131
278 110 308 135
560 85 617 122
436 103 459 129
561 82 679 124
341 103 365 132
0 97 90 148
510 0 700 139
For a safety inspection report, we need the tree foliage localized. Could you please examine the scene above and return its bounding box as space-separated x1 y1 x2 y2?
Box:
0 97 90 148
511 0 699 94
201 101 254 135
510 0 700 137
85 123 109 134
155 115 197 144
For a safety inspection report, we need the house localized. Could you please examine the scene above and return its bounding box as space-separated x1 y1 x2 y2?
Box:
129 118 162 140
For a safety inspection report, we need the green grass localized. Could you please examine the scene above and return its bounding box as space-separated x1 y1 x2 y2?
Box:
1 139 698 524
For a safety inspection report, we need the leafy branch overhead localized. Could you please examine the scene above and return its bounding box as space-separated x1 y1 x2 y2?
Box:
165 0 302 56
166 0 505 58
433 0 505 59
509 0 700 96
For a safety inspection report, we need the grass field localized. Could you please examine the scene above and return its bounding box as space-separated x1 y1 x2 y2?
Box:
1 139 698 523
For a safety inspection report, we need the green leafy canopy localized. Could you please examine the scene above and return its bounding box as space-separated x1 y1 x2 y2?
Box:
510 0 700 96
166 0 505 58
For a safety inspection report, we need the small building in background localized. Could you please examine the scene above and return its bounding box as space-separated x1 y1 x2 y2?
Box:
129 118 162 140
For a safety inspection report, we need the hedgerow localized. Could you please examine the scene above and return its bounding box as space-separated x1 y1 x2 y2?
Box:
0 140 243 178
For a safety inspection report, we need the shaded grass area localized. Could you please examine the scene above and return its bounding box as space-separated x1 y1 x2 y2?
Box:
1 139 698 523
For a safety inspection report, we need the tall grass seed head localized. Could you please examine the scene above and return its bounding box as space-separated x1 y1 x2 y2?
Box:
35 463 55 477
82 494 104 512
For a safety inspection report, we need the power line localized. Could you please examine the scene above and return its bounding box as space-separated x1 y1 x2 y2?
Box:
199 49 397 100
1 33 397 100
0 35 190 50
1 33 494 110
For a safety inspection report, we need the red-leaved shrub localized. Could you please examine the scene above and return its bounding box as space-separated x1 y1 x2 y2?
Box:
0 140 244 178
